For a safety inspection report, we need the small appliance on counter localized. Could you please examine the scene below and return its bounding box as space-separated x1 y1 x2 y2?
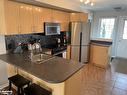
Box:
14 43 23 54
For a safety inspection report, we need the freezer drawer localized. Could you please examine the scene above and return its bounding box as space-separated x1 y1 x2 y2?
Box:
71 46 80 62
81 46 89 63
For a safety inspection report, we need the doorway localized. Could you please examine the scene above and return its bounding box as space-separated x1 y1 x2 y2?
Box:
116 17 127 58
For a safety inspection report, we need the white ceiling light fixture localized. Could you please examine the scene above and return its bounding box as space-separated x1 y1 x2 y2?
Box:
90 2 94 6
80 0 95 6
80 0 84 3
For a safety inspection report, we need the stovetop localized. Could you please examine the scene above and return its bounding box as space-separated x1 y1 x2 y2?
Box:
42 44 67 54
42 44 66 49
42 44 58 49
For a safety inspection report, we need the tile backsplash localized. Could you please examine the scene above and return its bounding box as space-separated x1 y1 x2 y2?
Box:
5 33 63 53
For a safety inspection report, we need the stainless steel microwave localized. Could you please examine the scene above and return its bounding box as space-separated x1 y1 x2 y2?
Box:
44 22 60 35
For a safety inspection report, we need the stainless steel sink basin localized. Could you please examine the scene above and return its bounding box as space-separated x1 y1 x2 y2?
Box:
31 54 54 64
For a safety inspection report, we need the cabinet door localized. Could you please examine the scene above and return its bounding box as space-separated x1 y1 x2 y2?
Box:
53 10 70 31
33 6 44 33
79 13 88 22
4 0 20 35
52 10 62 23
43 8 53 22
90 45 109 68
19 4 33 34
42 8 53 33
70 13 88 22
70 13 80 22
61 12 70 32
7 64 17 77
66 45 71 59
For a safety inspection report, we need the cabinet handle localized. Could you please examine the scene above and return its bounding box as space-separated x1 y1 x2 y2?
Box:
18 26 21 34
32 26 35 33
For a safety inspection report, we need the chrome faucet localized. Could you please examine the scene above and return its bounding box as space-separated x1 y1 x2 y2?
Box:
33 42 42 52
28 42 42 60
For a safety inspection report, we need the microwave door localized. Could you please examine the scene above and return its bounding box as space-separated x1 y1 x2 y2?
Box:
45 22 60 35
46 26 55 35
46 26 60 35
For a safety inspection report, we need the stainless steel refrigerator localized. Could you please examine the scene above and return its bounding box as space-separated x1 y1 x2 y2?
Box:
70 22 90 63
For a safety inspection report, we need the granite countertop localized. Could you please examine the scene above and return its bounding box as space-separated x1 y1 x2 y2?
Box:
0 53 84 83
91 40 113 47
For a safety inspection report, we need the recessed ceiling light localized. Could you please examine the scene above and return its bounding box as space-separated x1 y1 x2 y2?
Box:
85 0 90 4
90 2 94 6
80 0 95 6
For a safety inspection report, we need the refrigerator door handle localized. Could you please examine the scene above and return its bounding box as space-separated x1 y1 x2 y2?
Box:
79 32 82 62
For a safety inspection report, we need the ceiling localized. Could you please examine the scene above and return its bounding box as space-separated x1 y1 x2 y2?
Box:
72 0 127 11
13 0 84 12
13 0 127 12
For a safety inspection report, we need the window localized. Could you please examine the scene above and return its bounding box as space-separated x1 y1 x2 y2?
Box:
123 20 127 39
98 18 115 39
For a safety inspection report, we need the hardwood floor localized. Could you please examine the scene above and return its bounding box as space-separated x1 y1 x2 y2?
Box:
81 58 127 95
1 58 127 95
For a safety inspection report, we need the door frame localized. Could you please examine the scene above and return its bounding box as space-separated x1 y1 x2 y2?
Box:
115 16 127 58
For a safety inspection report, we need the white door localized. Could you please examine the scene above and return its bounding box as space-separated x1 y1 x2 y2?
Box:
116 17 127 58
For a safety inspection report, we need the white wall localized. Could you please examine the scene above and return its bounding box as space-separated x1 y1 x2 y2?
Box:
0 35 8 89
91 10 127 57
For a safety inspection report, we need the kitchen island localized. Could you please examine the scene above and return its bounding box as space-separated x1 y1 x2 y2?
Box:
0 53 84 95
90 40 112 68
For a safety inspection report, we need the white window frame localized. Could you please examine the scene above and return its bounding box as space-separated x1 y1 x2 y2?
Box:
122 19 127 39
97 17 116 39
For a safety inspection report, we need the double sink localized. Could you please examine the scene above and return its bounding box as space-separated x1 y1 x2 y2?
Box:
30 53 55 64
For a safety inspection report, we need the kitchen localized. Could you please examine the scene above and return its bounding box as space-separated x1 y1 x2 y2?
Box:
0 0 88 95
1 0 127 95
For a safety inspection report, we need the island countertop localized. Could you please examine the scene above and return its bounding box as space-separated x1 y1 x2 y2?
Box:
91 40 112 47
0 53 84 83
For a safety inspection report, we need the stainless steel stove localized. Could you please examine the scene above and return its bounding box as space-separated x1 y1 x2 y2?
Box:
42 44 67 57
